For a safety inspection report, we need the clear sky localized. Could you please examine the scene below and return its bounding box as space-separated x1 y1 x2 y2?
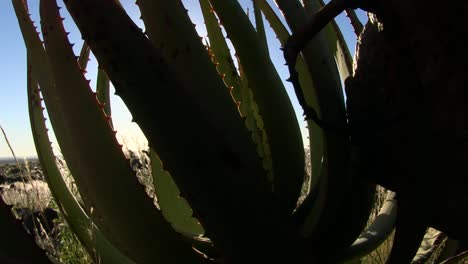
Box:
0 0 366 158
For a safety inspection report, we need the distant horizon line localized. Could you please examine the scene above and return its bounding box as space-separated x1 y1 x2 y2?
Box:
0 156 39 161
0 156 38 160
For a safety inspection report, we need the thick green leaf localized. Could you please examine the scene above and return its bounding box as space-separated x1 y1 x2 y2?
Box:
198 0 273 183
209 0 305 215
95 68 111 121
274 0 346 125
275 0 374 255
256 0 324 201
253 0 268 52
135 0 242 121
15 1 205 263
197 0 243 105
77 41 111 119
27 57 136 264
137 0 273 205
316 0 354 82
302 0 314 17
344 8 364 36
251 1 275 180
77 42 91 70
238 59 274 183
341 192 397 261
150 150 204 237
62 0 305 262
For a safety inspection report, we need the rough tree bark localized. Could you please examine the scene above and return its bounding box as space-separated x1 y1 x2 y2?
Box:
346 1 468 261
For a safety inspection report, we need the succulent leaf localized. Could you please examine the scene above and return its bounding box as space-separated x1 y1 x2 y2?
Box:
197 0 243 106
237 59 274 183
61 0 306 262
209 0 305 215
276 0 374 255
77 42 91 70
150 149 204 237
199 0 273 184
34 1 204 263
27 57 136 264
316 0 354 82
341 192 397 261
256 0 324 202
95 68 112 122
253 0 268 52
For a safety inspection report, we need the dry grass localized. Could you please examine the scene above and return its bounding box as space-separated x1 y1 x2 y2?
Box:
1 180 52 209
1 124 91 263
0 161 93 264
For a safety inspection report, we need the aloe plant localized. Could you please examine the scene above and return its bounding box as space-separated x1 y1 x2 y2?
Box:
1 0 421 263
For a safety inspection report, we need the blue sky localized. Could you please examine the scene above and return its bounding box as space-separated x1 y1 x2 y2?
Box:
0 0 366 158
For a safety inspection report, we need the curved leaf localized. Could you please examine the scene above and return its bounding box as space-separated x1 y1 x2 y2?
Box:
77 42 91 70
62 0 306 262
95 68 111 122
341 192 397 261
27 57 135 264
34 1 205 263
276 0 374 255
253 0 268 52
199 0 273 184
344 8 364 36
256 0 324 203
150 150 204 237
209 0 305 215
316 0 353 81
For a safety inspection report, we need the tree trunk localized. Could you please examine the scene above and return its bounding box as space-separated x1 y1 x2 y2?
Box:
346 0 468 243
